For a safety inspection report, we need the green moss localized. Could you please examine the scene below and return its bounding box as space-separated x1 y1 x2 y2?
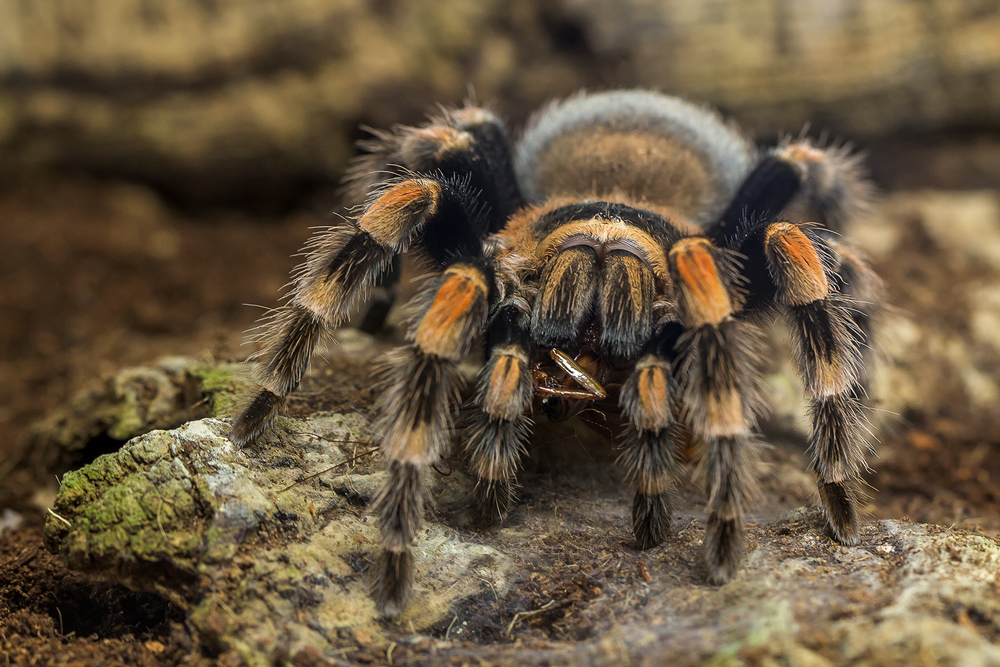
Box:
194 364 246 416
108 405 145 440
45 430 216 573
198 366 240 392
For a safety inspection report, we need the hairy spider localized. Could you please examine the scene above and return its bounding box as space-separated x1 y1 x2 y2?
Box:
230 90 881 619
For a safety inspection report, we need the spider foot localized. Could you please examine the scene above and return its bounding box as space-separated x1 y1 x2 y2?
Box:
473 480 515 526
229 389 284 447
632 491 673 549
819 481 861 546
374 549 413 620
704 514 744 584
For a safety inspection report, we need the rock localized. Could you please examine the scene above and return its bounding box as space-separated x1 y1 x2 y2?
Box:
0 0 536 207
863 191 1000 420
44 415 517 661
43 415 1000 666
23 356 242 480
564 0 1000 136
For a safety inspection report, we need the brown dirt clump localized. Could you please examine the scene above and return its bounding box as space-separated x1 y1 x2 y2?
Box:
0 515 213 667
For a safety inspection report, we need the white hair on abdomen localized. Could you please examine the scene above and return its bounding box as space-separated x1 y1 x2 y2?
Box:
514 90 755 225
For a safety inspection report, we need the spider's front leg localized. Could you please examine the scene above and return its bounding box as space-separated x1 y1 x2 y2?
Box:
668 237 764 582
372 255 495 618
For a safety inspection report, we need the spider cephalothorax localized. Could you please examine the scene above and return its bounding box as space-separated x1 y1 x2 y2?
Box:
230 90 881 619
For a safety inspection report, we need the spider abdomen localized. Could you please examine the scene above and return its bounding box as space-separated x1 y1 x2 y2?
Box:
516 90 754 224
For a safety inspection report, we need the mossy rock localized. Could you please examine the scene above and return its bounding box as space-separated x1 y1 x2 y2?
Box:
43 415 1000 666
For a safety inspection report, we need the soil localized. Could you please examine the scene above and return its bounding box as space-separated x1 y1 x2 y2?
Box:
1 142 999 664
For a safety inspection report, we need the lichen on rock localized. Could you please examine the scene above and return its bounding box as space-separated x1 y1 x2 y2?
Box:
24 356 246 482
44 413 517 663
42 410 1000 666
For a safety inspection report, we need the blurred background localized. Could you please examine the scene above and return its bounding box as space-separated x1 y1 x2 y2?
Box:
1 1 999 658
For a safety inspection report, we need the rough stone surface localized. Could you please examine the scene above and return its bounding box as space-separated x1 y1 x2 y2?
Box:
0 0 542 206
44 415 518 663
22 356 239 479
564 0 1000 136
43 414 1000 666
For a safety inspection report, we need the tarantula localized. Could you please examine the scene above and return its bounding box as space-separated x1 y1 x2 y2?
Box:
230 90 881 619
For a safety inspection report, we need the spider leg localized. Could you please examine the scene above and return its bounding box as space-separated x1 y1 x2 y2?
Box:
347 107 525 333
373 255 495 618
772 138 873 235
619 322 684 549
364 113 526 616
826 238 885 393
229 178 440 446
761 222 871 545
466 302 533 523
344 105 525 235
582 247 674 547
358 254 401 334
667 237 764 583
714 137 872 242
706 129 878 546
232 106 523 446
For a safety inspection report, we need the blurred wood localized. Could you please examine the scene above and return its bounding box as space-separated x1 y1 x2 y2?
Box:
2 0 999 205
567 0 1000 135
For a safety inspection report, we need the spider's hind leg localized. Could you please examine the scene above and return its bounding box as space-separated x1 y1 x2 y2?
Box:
717 137 872 237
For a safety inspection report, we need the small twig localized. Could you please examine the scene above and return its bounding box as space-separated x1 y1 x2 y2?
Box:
482 577 499 603
506 599 557 636
277 447 379 493
187 396 210 410
47 509 71 528
445 614 459 640
386 642 397 665
298 432 379 452
298 432 373 445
